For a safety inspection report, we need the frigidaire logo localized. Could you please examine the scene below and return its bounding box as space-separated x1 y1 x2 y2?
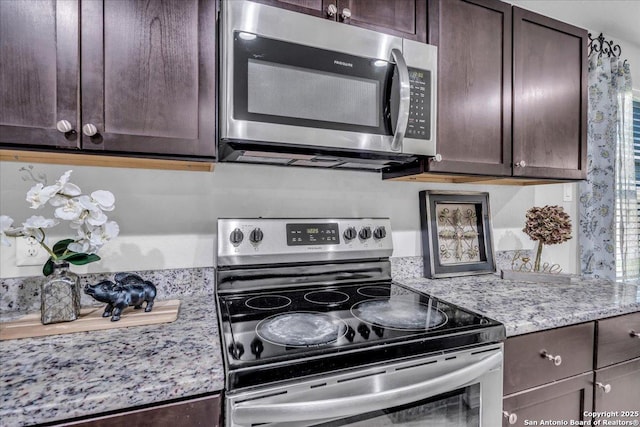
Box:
334 60 353 68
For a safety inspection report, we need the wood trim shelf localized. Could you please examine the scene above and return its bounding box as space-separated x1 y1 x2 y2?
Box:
386 172 566 186
0 149 215 172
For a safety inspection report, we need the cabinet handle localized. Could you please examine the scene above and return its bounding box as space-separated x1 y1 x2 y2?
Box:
82 123 99 137
630 330 640 338
540 350 562 366
340 7 351 21
503 411 518 425
431 153 443 163
596 382 612 393
515 160 527 168
56 120 74 134
326 4 337 17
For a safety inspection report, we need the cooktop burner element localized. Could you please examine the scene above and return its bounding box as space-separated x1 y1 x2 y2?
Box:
245 295 291 310
357 285 391 297
304 290 350 305
351 299 447 331
256 312 347 347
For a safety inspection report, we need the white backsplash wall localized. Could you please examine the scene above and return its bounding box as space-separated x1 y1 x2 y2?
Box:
0 161 578 277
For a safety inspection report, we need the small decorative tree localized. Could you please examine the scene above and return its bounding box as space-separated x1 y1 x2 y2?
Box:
522 205 572 272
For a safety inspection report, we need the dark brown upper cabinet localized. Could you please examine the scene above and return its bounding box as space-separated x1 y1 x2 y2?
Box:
384 0 587 183
252 0 427 43
424 0 512 177
512 7 587 180
0 1 80 150
0 0 216 159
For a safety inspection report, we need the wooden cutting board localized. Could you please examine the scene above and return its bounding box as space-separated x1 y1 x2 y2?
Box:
0 299 180 341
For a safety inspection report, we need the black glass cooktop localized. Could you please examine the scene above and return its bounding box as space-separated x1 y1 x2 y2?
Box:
217 282 505 390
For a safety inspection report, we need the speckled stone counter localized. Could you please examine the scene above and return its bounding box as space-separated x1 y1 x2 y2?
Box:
2 260 639 426
397 274 640 337
0 295 224 427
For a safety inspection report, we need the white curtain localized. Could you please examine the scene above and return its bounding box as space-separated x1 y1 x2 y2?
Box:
579 55 638 280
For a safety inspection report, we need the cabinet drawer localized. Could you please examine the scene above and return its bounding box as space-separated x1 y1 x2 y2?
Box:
596 312 640 368
504 322 594 395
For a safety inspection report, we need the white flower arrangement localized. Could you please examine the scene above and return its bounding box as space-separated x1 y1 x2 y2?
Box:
1 170 119 276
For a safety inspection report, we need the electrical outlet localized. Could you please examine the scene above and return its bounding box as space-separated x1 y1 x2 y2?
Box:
16 236 49 266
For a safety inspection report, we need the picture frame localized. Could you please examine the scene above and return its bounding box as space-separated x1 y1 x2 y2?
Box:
419 191 495 278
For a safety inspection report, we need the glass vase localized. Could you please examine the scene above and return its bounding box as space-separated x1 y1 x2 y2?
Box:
40 261 81 325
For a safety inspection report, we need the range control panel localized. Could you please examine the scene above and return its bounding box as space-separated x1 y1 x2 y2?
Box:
217 218 393 267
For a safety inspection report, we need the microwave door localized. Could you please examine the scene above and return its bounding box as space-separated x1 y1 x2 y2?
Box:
224 30 402 154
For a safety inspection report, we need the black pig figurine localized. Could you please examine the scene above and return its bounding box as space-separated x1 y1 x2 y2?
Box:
84 273 157 321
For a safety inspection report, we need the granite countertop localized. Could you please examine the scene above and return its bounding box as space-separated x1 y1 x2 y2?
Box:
398 275 640 336
2 267 640 427
0 295 224 427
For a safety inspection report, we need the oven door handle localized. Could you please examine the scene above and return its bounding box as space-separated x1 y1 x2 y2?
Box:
232 351 502 424
390 48 410 152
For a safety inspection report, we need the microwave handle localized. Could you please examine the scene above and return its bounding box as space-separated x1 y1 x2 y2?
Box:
390 48 410 152
232 351 502 425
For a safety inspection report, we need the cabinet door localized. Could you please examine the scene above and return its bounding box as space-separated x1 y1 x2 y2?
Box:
80 0 216 158
593 357 640 420
248 0 330 18
502 372 593 427
337 0 427 42
426 0 511 176
0 0 79 149
56 394 222 427
512 7 587 180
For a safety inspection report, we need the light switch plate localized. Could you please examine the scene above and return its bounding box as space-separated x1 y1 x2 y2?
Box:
563 183 573 202
16 236 49 266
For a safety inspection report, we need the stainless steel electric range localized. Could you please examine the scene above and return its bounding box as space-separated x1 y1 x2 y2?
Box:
216 218 506 427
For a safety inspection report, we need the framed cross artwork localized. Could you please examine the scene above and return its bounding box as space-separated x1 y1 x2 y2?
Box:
419 191 496 278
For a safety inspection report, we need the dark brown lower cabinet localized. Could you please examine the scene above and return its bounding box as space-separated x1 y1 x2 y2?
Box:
593 357 640 421
55 394 221 427
502 372 593 427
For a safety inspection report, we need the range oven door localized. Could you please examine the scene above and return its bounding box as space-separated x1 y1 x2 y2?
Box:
220 0 436 158
226 346 503 427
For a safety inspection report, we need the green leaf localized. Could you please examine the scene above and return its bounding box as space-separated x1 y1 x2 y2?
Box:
65 253 101 266
52 239 74 256
42 258 54 276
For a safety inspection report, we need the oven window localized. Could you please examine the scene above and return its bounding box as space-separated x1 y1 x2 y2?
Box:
313 385 480 427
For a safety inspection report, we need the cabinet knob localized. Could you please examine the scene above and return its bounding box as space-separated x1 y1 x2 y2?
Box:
630 330 640 338
326 4 337 17
82 123 99 137
515 160 527 168
596 382 612 393
432 153 443 162
56 120 74 134
503 411 518 425
340 7 351 21
540 350 562 366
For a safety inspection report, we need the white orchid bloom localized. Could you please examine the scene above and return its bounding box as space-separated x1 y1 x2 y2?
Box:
22 215 58 241
54 198 84 221
86 209 108 226
1 215 14 246
89 190 115 212
55 170 82 197
25 183 59 209
85 221 120 253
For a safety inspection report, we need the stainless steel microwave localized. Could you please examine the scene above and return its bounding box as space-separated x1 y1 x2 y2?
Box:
219 1 437 171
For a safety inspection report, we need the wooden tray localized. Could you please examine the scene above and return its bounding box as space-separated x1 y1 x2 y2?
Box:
0 299 180 341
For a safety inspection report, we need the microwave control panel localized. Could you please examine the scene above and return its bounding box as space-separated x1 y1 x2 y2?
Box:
406 67 431 140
